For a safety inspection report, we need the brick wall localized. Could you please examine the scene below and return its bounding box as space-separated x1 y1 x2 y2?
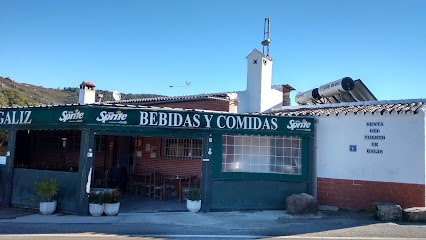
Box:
151 99 231 112
91 136 202 189
317 177 425 210
132 137 201 178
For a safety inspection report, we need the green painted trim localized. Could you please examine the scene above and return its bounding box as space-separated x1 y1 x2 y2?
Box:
2 129 16 207
77 129 94 215
0 106 315 136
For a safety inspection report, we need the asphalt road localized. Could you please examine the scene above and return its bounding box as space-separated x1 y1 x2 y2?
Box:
1 221 426 240
0 209 426 239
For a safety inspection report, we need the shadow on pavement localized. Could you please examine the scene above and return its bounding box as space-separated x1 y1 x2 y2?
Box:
0 207 37 219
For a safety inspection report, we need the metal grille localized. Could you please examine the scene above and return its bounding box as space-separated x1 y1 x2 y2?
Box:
161 138 202 159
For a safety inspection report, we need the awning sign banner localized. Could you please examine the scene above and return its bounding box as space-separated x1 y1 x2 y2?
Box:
0 107 314 134
0 110 32 125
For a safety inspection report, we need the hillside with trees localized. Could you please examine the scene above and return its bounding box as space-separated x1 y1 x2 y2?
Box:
0 77 163 107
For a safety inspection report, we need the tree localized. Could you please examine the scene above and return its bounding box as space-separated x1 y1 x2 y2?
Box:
0 89 38 107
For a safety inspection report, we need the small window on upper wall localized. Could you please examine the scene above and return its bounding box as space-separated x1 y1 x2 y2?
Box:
161 138 202 159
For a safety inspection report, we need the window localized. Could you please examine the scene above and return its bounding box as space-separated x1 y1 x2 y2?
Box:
222 135 302 175
14 130 81 172
36 130 81 152
161 138 202 159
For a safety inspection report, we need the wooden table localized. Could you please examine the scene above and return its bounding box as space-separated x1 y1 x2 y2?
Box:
163 175 189 203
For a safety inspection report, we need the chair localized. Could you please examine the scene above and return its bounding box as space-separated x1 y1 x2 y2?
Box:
153 173 165 200
165 183 177 200
165 177 177 200
145 172 156 198
131 174 145 195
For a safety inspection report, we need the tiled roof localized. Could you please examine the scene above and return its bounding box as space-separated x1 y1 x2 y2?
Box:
272 99 425 117
3 102 228 113
80 81 95 88
104 93 232 105
102 83 294 105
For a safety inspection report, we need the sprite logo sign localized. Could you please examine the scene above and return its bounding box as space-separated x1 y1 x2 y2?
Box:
287 119 312 131
59 109 84 123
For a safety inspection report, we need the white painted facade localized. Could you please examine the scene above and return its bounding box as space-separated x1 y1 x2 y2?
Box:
237 49 283 113
315 108 426 185
78 82 96 104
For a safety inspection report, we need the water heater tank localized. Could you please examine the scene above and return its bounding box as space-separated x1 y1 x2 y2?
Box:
295 88 320 105
318 77 354 98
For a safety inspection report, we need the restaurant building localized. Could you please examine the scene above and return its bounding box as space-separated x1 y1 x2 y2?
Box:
2 30 423 214
0 104 315 215
0 36 314 215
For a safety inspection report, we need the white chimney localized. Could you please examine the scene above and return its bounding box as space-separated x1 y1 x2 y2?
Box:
237 49 274 113
78 81 96 104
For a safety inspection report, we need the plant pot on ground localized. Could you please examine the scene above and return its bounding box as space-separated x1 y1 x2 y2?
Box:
186 188 201 213
103 188 121 216
34 177 58 215
89 191 105 216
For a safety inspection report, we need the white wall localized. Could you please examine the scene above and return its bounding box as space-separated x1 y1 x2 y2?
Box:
238 88 283 113
238 49 283 113
262 88 284 112
78 88 96 104
316 111 426 185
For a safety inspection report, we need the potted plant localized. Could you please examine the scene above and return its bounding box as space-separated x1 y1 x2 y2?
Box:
103 188 121 216
34 177 58 215
89 191 105 216
186 188 201 212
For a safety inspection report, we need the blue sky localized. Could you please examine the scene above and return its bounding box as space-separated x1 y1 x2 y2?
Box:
1 0 425 103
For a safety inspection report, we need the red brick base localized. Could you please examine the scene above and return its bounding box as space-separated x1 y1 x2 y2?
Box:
317 178 425 210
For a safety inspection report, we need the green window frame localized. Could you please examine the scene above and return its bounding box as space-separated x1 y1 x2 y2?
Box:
222 134 302 175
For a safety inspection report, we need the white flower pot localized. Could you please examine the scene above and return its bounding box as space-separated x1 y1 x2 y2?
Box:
89 203 104 216
39 201 57 215
104 202 120 216
186 200 201 212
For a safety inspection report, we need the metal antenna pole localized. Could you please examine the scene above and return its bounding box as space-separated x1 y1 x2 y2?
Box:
261 17 271 56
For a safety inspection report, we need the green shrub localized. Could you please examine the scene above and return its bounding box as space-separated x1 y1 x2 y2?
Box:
34 177 58 202
187 188 200 201
109 188 121 203
89 192 103 204
89 188 121 204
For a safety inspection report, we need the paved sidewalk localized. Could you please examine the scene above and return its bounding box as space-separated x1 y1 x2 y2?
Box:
3 207 426 239
0 207 375 226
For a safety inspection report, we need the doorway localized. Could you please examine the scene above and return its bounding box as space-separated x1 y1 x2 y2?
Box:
92 135 203 212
